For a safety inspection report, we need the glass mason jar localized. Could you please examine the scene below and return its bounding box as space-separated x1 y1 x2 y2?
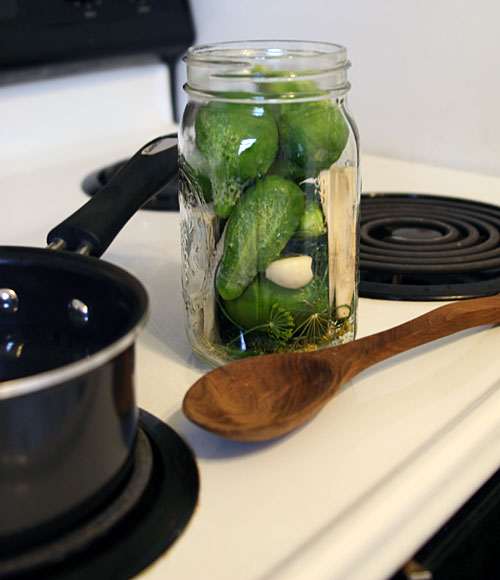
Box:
179 40 360 367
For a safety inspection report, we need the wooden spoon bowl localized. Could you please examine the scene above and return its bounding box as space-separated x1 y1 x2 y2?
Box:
183 295 500 442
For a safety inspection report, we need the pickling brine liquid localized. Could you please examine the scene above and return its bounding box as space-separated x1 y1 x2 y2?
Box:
179 41 360 367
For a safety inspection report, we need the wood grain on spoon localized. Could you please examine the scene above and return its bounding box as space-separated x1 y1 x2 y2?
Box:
183 295 500 442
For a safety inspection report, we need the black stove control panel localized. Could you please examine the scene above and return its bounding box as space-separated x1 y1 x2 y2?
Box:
0 0 195 68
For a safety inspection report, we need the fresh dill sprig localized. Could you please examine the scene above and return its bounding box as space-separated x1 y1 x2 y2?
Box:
266 303 294 343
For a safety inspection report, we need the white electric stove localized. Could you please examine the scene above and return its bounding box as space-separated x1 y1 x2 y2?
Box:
1 5 500 580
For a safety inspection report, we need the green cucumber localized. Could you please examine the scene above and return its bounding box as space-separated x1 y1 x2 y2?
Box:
267 158 305 183
222 274 328 331
299 200 326 237
279 100 349 175
217 175 305 301
195 101 279 218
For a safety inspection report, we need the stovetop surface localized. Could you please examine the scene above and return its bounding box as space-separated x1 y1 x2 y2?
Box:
1 64 500 580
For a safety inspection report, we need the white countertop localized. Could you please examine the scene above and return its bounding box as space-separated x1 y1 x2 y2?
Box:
2 149 500 580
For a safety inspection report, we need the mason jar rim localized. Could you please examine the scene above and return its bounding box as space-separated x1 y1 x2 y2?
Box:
184 39 348 69
183 40 351 102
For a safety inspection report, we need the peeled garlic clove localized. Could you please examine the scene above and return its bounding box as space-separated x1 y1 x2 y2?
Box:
265 255 313 289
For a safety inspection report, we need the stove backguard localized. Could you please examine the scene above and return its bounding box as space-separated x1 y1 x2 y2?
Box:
0 0 195 120
0 1 194 70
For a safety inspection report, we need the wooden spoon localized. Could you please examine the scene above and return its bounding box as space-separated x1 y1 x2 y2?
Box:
183 295 500 442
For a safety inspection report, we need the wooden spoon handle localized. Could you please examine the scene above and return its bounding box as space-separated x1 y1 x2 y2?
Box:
325 294 500 379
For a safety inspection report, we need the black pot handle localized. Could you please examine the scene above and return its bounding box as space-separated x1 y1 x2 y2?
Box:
47 134 178 257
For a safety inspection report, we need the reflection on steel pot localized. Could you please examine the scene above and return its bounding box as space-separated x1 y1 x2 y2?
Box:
0 135 178 547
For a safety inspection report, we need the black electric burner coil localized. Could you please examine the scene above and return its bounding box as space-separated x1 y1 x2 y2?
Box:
0 410 199 580
359 193 500 300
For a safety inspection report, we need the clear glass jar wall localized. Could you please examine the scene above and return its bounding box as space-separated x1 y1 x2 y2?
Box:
179 40 360 367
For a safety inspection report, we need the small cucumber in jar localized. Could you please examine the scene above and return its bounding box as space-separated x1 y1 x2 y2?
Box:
216 175 305 301
221 274 328 331
195 101 279 218
279 100 349 175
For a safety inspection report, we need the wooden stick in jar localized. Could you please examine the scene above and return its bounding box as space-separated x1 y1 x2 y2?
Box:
317 167 335 308
332 165 357 319
318 165 357 317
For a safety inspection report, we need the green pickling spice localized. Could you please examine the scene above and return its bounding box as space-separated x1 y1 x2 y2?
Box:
216 175 305 301
195 101 279 218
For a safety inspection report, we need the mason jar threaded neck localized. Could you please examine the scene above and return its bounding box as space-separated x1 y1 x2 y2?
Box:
183 40 351 103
